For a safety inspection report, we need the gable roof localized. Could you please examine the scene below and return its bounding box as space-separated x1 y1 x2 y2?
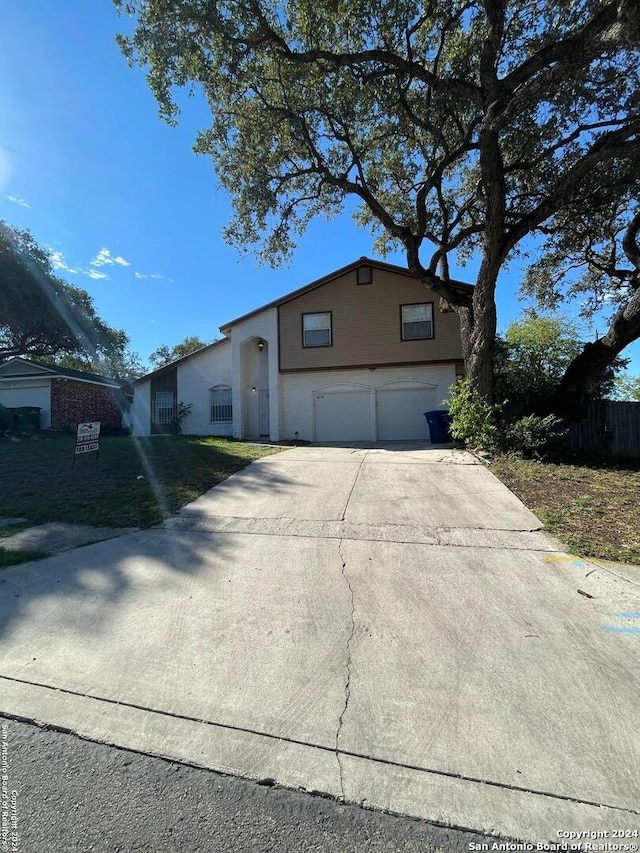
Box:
219 256 474 332
134 337 230 384
0 357 122 388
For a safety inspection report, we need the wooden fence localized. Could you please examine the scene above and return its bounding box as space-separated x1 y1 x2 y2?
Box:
502 399 640 461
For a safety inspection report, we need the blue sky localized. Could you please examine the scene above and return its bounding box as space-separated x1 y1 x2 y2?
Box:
1 0 638 375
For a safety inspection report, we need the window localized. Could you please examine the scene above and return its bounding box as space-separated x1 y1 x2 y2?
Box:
210 386 232 422
401 303 433 340
303 312 332 347
356 265 372 285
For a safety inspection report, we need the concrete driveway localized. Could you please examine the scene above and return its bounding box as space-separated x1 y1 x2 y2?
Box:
1 445 639 841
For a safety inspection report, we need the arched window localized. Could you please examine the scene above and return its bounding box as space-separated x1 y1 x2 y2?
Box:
210 385 232 423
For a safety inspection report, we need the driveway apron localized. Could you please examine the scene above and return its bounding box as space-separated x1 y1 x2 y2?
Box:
0 445 638 841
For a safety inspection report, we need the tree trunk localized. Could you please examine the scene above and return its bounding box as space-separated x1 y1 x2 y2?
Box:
528 288 640 420
420 270 497 402
560 289 640 394
468 111 505 402
460 258 500 401
406 253 496 400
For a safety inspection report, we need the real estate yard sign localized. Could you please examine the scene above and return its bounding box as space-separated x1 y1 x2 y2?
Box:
73 421 101 464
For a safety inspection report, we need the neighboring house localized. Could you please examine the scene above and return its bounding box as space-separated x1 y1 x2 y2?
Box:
0 358 130 430
133 257 471 442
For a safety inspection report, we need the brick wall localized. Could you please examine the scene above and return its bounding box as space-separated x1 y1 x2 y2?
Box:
50 379 123 429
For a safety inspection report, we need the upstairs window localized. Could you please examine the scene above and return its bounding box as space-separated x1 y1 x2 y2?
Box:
210 385 232 422
401 303 433 340
356 265 372 285
303 312 332 347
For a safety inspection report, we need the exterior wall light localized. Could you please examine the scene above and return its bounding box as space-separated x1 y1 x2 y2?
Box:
257 340 265 352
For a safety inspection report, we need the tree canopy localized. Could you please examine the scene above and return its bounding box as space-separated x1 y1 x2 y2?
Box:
149 335 216 368
610 372 640 401
116 0 640 406
495 313 624 402
51 346 146 382
0 220 136 376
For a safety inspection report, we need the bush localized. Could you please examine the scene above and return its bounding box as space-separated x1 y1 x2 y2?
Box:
443 378 565 458
443 378 502 453
176 402 193 435
503 414 566 459
0 404 14 433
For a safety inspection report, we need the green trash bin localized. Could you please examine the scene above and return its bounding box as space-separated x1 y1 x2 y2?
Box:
13 406 41 431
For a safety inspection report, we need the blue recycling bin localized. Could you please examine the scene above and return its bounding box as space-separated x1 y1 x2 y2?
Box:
424 410 452 443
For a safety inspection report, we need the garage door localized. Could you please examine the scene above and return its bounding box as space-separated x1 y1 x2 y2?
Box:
314 390 371 441
0 384 51 428
376 387 436 440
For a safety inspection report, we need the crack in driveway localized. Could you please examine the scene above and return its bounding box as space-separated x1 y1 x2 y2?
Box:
339 450 369 521
2 678 637 817
336 538 356 800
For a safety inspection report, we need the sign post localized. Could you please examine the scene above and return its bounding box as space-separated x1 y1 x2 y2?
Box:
73 421 101 465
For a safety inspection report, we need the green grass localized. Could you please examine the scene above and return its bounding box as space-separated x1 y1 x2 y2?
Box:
0 521 31 539
491 455 640 564
0 548 49 568
0 434 282 528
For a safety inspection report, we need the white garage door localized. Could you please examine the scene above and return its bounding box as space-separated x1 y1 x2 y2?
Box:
376 387 436 440
0 384 51 428
314 390 371 441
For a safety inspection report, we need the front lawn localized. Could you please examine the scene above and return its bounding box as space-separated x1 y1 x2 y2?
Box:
0 434 282 528
491 456 640 564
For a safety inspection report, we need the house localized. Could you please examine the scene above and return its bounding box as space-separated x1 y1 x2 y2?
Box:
0 358 130 431
132 257 471 442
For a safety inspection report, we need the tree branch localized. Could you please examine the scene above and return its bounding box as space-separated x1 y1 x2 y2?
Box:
503 122 640 256
501 2 619 93
622 209 640 270
243 0 483 105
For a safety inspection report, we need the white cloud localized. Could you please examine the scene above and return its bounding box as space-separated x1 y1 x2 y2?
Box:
134 271 168 280
91 247 131 267
6 194 29 208
49 249 66 269
49 249 78 274
48 248 109 281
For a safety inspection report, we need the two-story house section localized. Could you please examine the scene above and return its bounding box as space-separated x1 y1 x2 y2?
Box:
132 257 471 442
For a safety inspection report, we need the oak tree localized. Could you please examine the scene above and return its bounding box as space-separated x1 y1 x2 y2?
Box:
53 343 146 381
116 0 640 404
0 221 130 370
149 335 216 368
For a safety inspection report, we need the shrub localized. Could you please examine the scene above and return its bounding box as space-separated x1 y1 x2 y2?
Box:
503 414 566 459
443 378 565 458
443 378 502 453
176 402 193 435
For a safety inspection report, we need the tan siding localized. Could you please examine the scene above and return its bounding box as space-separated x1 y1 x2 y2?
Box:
279 268 464 371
